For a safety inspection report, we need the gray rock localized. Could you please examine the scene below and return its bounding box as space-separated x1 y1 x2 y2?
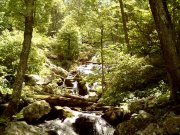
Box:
3 121 48 135
23 100 51 123
24 74 54 86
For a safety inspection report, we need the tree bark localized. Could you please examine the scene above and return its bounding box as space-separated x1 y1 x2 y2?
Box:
118 0 130 51
149 0 180 104
2 0 35 118
100 26 105 93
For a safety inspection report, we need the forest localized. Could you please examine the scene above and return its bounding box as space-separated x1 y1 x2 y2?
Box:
0 0 180 135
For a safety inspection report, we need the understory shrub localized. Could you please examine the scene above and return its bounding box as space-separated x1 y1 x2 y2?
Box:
52 16 80 70
101 51 166 105
0 30 47 74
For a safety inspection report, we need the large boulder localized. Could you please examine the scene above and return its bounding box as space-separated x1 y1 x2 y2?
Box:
73 116 115 135
3 121 48 135
41 106 74 121
163 115 180 134
101 107 131 127
24 74 53 86
128 99 145 113
114 110 155 135
141 123 165 135
23 100 51 123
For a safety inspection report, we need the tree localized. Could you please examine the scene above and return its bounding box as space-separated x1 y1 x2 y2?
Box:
48 0 65 36
149 0 180 103
118 0 130 51
2 0 35 118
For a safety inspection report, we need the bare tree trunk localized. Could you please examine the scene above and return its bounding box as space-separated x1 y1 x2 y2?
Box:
118 0 130 51
149 0 180 104
100 26 105 93
2 0 35 118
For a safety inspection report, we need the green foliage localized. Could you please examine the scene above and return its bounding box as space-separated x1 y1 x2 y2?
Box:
0 117 10 125
110 53 152 92
0 30 22 73
13 110 24 120
0 78 12 94
0 30 47 74
48 0 65 36
53 16 80 69
1 0 52 33
101 51 153 105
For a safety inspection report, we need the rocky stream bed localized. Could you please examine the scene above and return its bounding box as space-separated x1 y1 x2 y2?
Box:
0 61 180 135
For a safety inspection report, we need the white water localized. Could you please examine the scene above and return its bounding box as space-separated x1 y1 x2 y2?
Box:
39 110 115 135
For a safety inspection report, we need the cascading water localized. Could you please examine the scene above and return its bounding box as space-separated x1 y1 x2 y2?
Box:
40 57 115 135
39 110 115 135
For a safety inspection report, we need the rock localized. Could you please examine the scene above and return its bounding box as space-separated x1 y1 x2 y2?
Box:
24 74 53 86
78 80 88 96
141 123 165 135
39 119 77 135
114 120 137 135
163 115 180 134
138 110 153 119
0 103 8 115
51 66 69 77
101 107 131 127
73 116 114 135
43 83 58 94
24 74 42 85
129 99 145 113
54 106 74 118
114 110 155 135
4 74 15 87
23 100 51 123
64 78 73 87
3 121 48 135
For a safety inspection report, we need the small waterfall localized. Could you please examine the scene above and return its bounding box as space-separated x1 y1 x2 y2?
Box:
39 110 115 135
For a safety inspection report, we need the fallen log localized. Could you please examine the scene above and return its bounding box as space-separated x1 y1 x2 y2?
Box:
33 95 95 107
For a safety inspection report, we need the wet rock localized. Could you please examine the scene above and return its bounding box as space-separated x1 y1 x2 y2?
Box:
73 116 95 135
54 106 74 119
23 100 51 123
64 78 73 87
39 119 77 135
38 106 74 123
78 80 88 96
101 107 131 127
163 115 180 134
73 116 115 135
3 121 48 135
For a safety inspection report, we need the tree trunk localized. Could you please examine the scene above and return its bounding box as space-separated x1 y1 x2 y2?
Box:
149 0 180 104
100 26 105 93
2 0 35 118
118 0 130 51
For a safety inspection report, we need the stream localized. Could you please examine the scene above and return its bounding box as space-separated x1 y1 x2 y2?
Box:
39 61 115 135
39 110 115 135
0 59 115 135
